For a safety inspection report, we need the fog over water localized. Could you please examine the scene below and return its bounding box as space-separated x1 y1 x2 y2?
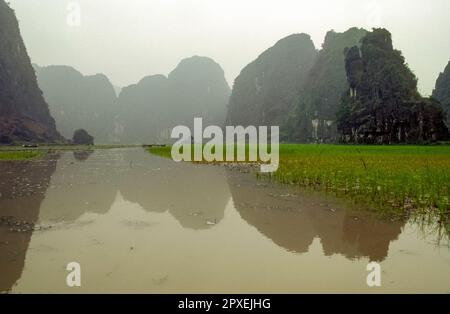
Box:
9 0 450 95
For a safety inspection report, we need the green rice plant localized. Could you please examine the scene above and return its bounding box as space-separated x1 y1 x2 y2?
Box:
0 150 46 160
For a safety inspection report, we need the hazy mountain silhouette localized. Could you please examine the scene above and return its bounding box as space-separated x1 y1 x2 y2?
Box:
116 75 170 143
115 56 230 143
34 65 117 143
226 33 317 130
0 0 61 143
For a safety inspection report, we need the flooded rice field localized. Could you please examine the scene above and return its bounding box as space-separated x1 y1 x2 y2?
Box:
0 148 449 293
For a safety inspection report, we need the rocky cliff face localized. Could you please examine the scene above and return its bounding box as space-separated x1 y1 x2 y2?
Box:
288 28 367 142
226 34 317 130
0 1 61 143
116 56 230 143
337 29 448 143
34 65 117 143
432 60 450 127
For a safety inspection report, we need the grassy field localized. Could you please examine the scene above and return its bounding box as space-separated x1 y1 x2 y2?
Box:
0 144 139 160
149 144 450 216
0 144 138 152
0 150 46 161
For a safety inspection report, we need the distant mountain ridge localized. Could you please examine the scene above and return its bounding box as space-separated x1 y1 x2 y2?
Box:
0 0 61 143
34 56 230 144
115 55 231 143
34 64 117 143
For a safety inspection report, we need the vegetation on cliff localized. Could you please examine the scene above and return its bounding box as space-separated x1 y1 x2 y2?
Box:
286 28 367 142
337 29 448 143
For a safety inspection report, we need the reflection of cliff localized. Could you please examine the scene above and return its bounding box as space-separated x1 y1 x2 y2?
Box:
0 155 58 292
37 151 118 222
38 149 230 230
227 171 405 261
118 150 230 229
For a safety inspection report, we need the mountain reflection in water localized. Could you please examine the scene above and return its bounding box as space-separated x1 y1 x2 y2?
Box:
0 155 59 292
227 171 405 262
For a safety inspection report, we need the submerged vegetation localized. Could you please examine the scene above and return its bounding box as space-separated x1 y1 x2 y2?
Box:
149 144 450 217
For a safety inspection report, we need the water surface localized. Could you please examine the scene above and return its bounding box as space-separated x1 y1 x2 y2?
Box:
0 148 449 293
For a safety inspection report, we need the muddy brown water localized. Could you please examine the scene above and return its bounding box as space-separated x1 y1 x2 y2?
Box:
0 148 449 293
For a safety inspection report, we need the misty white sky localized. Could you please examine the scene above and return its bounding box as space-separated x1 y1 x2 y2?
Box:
9 0 450 95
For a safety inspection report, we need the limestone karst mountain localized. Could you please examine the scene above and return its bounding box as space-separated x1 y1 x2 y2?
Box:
287 28 367 142
116 74 170 143
337 28 448 143
115 56 230 143
226 33 317 131
34 65 117 143
432 60 450 127
0 0 61 143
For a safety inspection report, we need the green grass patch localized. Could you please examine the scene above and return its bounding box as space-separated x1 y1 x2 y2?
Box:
0 150 46 161
269 144 450 216
148 146 172 159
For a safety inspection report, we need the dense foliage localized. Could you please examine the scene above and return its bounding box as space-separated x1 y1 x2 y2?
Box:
337 29 448 143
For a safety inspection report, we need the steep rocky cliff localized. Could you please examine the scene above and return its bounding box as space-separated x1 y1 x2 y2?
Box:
288 28 367 142
0 0 61 143
226 34 317 130
337 29 448 143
